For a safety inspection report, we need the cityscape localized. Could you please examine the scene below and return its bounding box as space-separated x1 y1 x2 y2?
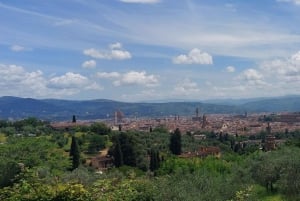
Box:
1 0 300 200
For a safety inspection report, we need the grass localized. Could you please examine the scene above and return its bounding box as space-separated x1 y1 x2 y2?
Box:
252 185 285 201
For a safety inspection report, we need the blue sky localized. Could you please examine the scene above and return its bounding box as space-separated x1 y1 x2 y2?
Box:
1 0 300 101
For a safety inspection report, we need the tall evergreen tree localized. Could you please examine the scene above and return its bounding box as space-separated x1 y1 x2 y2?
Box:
72 115 76 123
169 128 182 155
111 133 140 168
114 138 123 167
70 136 80 170
150 148 160 171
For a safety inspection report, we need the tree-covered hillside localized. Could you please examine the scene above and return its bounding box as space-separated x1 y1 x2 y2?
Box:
1 117 300 200
2 96 300 121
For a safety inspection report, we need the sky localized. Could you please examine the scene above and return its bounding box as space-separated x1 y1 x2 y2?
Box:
1 0 300 102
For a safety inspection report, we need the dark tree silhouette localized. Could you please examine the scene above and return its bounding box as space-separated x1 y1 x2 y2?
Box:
169 128 182 155
72 115 76 123
150 148 160 171
113 138 123 167
70 136 80 170
111 133 139 167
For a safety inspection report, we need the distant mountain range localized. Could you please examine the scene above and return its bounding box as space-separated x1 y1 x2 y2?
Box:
1 96 300 121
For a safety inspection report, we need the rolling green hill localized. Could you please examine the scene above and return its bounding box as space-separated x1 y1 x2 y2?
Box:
1 96 300 121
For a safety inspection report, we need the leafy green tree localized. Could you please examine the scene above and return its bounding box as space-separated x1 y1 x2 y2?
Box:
169 128 182 155
153 125 168 133
111 132 145 169
119 132 138 167
70 136 80 170
0 161 21 187
87 135 106 154
90 122 111 135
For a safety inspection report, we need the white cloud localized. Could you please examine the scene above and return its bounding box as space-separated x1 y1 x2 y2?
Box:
10 45 26 52
277 0 300 5
239 69 263 81
0 64 104 98
237 68 267 87
226 66 235 73
85 82 103 91
83 43 132 60
0 64 49 97
97 72 121 79
173 48 213 65
109 42 122 49
97 71 159 87
120 0 160 4
260 51 300 82
48 72 89 89
113 71 159 87
173 78 200 95
82 60 96 68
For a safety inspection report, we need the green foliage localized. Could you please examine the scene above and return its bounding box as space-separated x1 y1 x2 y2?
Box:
0 179 92 201
70 136 80 170
90 122 111 135
111 132 146 169
152 125 168 133
0 161 21 187
113 137 124 168
87 134 106 154
149 148 160 172
169 128 182 155
91 178 141 201
0 137 69 173
250 147 300 199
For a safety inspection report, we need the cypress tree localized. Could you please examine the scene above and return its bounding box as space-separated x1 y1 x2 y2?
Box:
169 128 182 155
114 138 124 167
72 115 76 123
70 136 80 170
150 148 160 172
149 149 156 171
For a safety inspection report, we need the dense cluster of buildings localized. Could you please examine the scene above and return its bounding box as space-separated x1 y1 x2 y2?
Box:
104 110 300 137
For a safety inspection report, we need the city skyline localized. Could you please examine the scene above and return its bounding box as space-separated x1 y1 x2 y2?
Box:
1 0 300 101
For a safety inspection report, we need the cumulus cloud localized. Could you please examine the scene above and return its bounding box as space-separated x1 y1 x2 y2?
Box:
173 48 213 65
113 71 159 87
120 0 160 3
226 66 235 73
0 64 102 98
48 72 89 89
173 78 200 95
277 0 300 5
0 64 48 97
237 68 267 86
97 71 159 87
97 72 121 79
85 82 103 91
260 51 300 82
239 69 263 81
83 42 132 60
109 42 122 49
82 60 96 68
10 45 26 52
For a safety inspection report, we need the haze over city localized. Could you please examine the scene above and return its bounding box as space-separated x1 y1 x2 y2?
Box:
1 0 300 101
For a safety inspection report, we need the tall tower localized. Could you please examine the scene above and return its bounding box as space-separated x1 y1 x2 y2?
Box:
202 114 207 129
265 122 275 151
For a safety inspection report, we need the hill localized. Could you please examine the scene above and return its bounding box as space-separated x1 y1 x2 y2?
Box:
1 96 300 121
